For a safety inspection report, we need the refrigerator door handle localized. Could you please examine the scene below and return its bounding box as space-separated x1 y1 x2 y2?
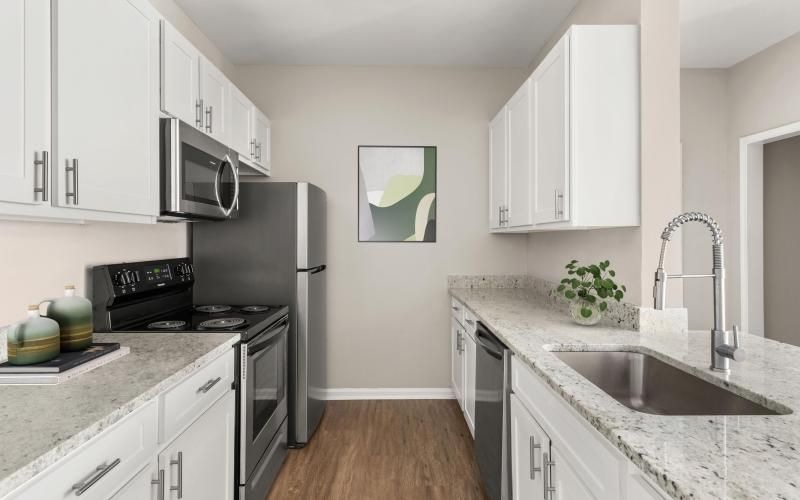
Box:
297 265 326 274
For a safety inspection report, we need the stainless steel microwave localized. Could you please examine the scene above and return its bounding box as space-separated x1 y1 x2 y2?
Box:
160 118 240 221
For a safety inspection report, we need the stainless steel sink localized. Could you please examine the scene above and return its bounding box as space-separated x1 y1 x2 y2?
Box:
552 350 786 416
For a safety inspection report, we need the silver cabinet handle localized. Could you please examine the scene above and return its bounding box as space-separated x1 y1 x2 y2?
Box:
256 141 262 161
197 376 222 393
554 189 564 220
151 469 165 500
205 106 213 133
195 99 203 128
170 451 183 498
451 306 460 312
456 331 463 353
465 319 475 326
543 452 556 499
72 458 121 496
66 159 79 205
250 138 256 158
33 151 48 201
529 436 541 479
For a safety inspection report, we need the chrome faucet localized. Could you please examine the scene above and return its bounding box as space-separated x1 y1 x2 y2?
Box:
653 212 744 372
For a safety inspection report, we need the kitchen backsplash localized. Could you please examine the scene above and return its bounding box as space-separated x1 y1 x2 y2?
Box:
448 274 688 333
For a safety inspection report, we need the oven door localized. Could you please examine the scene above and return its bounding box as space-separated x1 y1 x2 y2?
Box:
240 316 289 483
161 118 240 220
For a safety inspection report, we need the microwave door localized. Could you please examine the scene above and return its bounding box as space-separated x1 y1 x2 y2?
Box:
180 143 228 219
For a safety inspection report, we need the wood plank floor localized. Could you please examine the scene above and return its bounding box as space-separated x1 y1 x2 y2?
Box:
266 400 488 500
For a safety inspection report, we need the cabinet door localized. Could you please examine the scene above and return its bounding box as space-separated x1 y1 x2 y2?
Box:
488 107 507 229
161 20 201 127
253 109 271 169
200 59 230 144
230 86 255 158
550 444 597 500
506 79 532 227
510 393 549 500
532 35 570 225
0 0 49 205
160 391 235 500
111 465 158 500
451 317 464 408
54 0 159 216
463 331 476 435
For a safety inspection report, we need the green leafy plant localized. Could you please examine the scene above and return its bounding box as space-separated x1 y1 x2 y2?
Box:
556 260 627 318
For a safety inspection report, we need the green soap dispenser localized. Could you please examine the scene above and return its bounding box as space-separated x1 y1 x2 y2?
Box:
7 305 61 365
43 285 94 352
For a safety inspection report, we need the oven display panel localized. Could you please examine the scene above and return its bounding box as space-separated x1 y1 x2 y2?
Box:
143 264 172 283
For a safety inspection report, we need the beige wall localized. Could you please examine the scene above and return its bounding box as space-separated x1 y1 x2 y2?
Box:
234 65 529 388
0 0 233 325
763 136 800 347
680 70 729 329
526 0 683 307
681 32 800 330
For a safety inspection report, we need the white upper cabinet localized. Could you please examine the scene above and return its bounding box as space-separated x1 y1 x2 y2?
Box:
53 0 160 216
532 36 569 225
0 0 49 206
253 108 272 171
507 79 533 227
489 25 640 232
489 108 508 229
199 59 230 144
160 20 201 127
230 85 255 159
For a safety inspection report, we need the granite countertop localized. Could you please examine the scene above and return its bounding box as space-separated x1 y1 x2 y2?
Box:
450 287 800 500
0 331 239 498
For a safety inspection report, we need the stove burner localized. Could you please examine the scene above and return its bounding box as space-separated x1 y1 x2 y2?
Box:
198 317 246 330
147 320 187 330
195 305 232 314
241 305 271 313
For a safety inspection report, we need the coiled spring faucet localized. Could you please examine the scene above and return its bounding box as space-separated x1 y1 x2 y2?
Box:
653 212 744 372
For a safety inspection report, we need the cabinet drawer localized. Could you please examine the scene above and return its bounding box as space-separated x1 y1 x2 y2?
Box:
463 308 478 337
511 356 622 499
450 298 465 325
160 350 235 442
10 400 157 500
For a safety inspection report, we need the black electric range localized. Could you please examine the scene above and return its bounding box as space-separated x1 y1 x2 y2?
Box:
91 257 288 341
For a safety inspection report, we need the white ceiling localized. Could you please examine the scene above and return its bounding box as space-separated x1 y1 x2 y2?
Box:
173 0 578 66
681 0 800 68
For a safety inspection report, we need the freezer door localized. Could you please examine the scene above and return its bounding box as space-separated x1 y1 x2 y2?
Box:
297 183 327 269
295 265 327 444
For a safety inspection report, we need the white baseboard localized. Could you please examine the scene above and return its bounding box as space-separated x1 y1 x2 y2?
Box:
320 387 455 400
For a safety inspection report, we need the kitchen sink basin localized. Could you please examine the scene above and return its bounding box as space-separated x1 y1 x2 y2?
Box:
551 350 786 416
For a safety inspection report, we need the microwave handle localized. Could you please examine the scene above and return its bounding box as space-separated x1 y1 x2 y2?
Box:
214 155 240 217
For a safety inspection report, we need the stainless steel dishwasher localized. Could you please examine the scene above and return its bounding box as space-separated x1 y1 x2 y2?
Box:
474 322 511 500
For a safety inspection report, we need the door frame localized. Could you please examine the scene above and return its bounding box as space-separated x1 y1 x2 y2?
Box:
738 120 800 335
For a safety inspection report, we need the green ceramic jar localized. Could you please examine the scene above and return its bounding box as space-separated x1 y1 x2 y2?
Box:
43 285 93 352
7 305 61 365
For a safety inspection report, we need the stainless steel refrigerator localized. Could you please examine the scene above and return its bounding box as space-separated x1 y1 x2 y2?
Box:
192 182 327 447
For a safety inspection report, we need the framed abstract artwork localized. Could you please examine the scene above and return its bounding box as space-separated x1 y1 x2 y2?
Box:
358 146 437 242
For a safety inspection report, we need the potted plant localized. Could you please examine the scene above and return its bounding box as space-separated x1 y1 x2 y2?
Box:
557 260 626 326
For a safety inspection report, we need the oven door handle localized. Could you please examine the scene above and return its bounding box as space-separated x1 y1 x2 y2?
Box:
247 317 289 356
214 154 240 217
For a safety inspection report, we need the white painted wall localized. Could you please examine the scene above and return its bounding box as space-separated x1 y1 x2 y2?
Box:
681 32 800 331
233 65 529 389
0 0 233 325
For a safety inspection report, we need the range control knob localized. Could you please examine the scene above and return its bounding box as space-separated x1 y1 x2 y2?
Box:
175 263 193 277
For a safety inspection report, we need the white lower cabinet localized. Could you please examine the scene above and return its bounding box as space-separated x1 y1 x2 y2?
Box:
450 299 477 436
511 356 667 500
510 394 547 499
5 351 236 500
159 391 236 500
451 316 465 407
111 464 159 500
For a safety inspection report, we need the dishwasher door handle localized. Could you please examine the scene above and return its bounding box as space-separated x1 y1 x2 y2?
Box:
476 330 504 360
